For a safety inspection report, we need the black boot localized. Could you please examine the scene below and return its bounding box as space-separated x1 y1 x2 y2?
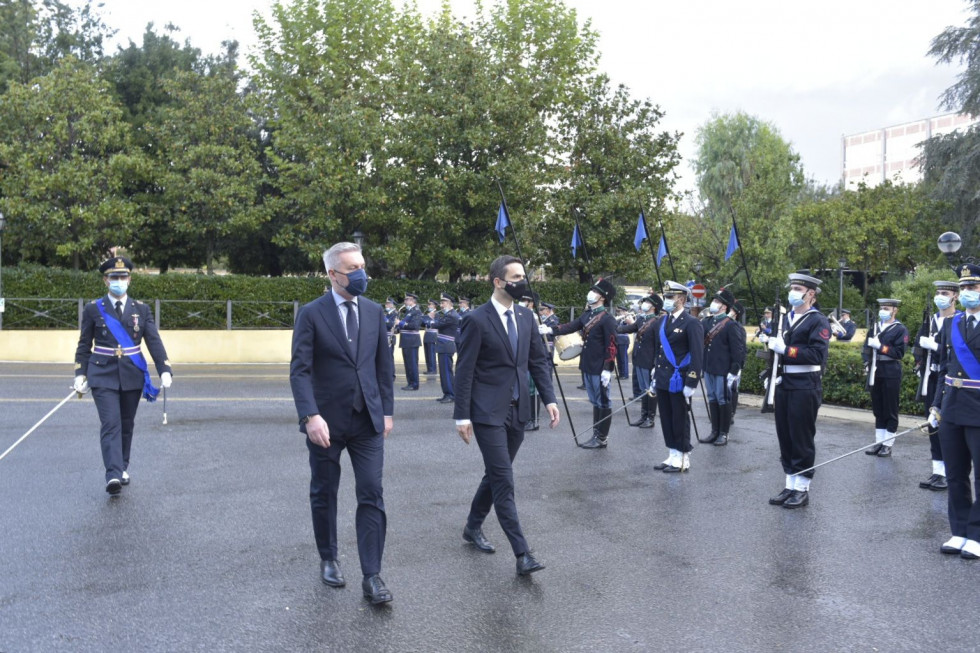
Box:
707 401 720 443
581 407 605 449
715 402 731 446
597 407 612 447
638 395 655 428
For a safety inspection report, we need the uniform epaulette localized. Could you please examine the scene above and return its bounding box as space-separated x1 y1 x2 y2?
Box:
135 300 144 305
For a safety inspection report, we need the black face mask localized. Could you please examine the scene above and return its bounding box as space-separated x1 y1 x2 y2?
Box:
501 279 528 301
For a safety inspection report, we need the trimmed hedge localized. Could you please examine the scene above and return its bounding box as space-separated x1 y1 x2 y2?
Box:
740 340 927 416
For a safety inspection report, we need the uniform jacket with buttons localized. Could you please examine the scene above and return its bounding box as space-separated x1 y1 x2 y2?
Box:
618 313 659 370
862 321 908 380
700 314 745 377
776 309 830 391
653 310 703 392
397 306 423 348
553 307 617 375
432 309 460 355
932 310 980 426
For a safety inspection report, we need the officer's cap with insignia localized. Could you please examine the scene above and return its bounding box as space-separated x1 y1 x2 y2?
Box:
99 256 133 277
591 278 617 303
440 292 455 303
404 292 419 301
786 273 822 293
713 287 736 309
540 301 555 310
642 294 664 311
458 296 470 304
385 296 396 305
958 263 980 286
662 280 691 300
933 280 959 292
877 298 901 307
840 308 852 316
427 298 437 307
764 306 773 314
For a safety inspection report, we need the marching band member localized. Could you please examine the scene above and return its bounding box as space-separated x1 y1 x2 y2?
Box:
618 294 663 429
700 288 745 446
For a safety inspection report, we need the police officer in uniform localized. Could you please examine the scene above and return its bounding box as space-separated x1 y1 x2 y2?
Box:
832 308 857 342
540 278 619 449
700 288 745 446
652 282 703 472
397 292 423 390
422 299 439 375
863 298 908 457
384 297 398 357
433 292 460 403
73 256 172 495
930 263 980 559
618 294 662 429
915 281 960 490
764 273 830 509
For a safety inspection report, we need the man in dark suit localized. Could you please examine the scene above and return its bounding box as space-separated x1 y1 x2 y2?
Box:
290 242 395 605
454 255 560 576
74 256 172 495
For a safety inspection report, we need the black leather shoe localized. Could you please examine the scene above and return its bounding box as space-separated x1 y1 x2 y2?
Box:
929 475 948 490
769 488 793 505
525 420 539 431
320 560 345 587
876 445 892 457
401 385 419 391
580 435 606 449
782 490 809 509
362 574 393 604
516 553 545 576
919 474 940 489
576 384 586 390
638 417 655 429
865 444 882 456
105 479 122 495
714 433 728 446
437 395 454 403
462 526 495 553
653 461 669 470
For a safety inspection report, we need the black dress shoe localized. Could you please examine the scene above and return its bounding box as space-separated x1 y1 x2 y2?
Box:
929 475 948 490
919 474 940 489
876 445 892 457
782 490 809 509
769 488 794 505
653 462 669 470
320 559 346 587
576 384 586 390
525 421 539 431
437 395 455 403
714 433 728 446
401 385 419 391
362 574 393 604
105 479 122 495
462 526 495 553
516 553 545 576
865 444 882 456
662 465 683 473
638 418 655 429
580 435 607 449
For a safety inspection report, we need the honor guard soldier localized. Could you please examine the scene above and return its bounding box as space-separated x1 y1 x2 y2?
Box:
930 263 980 559
618 294 663 429
73 256 172 495
863 299 908 457
915 281 960 490
422 299 439 375
700 288 745 446
652 282 703 472
540 278 619 449
433 293 460 403
384 297 398 356
727 301 748 424
833 309 857 342
614 305 632 379
397 292 423 390
764 273 830 508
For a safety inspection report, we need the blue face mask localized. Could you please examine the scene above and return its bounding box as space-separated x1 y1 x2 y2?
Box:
662 299 676 313
961 289 980 309
878 309 892 322
108 279 129 297
787 290 804 307
341 268 368 296
934 295 952 310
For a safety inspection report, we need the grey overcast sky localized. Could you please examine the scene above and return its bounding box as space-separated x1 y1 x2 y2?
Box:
93 0 969 193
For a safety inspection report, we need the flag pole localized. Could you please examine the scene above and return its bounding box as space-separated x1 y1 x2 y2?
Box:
495 181 580 446
727 203 763 324
639 209 665 290
572 208 595 284
656 215 679 281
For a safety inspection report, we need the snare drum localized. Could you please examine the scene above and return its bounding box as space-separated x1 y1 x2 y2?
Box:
555 332 583 360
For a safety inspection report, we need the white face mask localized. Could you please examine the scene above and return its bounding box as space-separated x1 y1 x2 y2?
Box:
586 291 600 305
640 302 653 314
662 298 676 313
708 302 722 315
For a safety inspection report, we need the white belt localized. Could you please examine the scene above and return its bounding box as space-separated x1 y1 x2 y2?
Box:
930 364 940 372
784 364 820 374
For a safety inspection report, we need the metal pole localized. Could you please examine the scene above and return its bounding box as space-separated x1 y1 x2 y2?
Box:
728 204 763 325
838 265 844 317
639 208 665 290
656 215 678 281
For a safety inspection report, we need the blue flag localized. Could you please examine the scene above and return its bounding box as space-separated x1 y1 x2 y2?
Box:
571 223 584 258
634 213 648 252
725 224 739 261
657 235 667 266
495 203 510 243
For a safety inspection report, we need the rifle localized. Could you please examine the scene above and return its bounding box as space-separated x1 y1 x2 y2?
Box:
760 289 783 414
917 307 933 400
866 320 881 390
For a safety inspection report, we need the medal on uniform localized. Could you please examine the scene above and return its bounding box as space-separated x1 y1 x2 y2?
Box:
133 314 140 332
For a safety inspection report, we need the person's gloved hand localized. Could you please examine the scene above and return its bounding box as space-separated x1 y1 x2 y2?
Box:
73 375 89 394
768 336 786 355
600 370 611 387
538 324 553 335
727 372 739 386
918 335 938 352
928 407 941 429
161 372 172 388
758 334 769 344
682 385 695 399
867 336 882 350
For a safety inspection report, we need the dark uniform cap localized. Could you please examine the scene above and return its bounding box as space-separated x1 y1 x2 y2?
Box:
427 299 437 307
642 295 664 311
713 288 736 309
440 292 455 303
786 273 822 292
733 301 745 319
764 306 773 314
840 308 852 315
385 296 396 305
458 296 470 304
616 304 629 312
662 280 691 300
957 264 980 285
404 292 419 301
933 280 959 292
99 256 133 277
540 302 555 310
591 278 617 302
877 298 901 307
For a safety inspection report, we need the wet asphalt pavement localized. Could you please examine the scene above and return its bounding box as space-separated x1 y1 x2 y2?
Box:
1 362 978 652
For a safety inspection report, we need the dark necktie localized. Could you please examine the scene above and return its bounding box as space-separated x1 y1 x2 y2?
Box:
969 316 977 333
344 301 359 357
505 309 519 400
115 300 123 321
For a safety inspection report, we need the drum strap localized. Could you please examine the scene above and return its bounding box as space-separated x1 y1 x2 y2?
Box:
581 311 605 340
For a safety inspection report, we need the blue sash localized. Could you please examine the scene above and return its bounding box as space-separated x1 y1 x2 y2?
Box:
950 313 980 381
660 316 691 393
95 299 160 402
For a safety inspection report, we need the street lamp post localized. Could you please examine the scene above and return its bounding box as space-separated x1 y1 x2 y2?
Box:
351 230 366 249
838 257 846 317
937 231 968 271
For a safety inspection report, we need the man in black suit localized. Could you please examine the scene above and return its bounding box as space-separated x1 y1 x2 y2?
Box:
74 256 172 495
290 242 395 605
454 255 560 576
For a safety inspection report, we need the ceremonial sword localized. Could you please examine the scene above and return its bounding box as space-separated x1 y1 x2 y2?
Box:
795 421 930 477
0 390 77 462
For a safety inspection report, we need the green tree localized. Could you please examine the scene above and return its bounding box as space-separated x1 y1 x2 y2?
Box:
0 57 140 269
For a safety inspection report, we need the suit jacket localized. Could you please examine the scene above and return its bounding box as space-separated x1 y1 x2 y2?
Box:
75 296 171 391
290 291 394 436
453 300 556 426
933 311 980 426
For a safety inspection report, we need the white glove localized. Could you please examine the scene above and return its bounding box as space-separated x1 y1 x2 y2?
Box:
727 373 739 386
538 324 553 335
600 370 611 387
682 385 695 399
161 372 173 388
73 375 89 394
919 335 938 352
768 336 786 355
758 334 769 344
867 336 881 350
928 407 941 429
